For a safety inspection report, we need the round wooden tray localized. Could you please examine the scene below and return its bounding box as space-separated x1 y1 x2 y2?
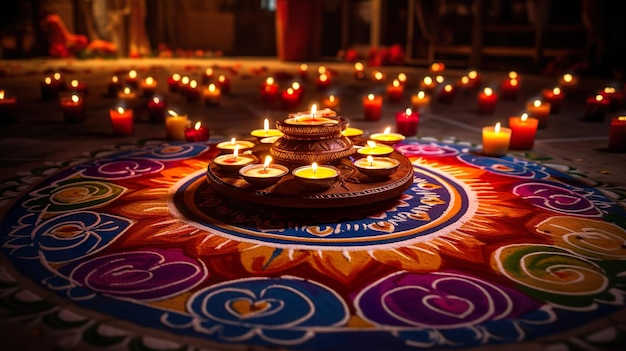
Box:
205 150 414 208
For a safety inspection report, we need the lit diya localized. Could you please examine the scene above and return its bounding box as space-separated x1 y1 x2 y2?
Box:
250 118 283 138
239 156 288 187
292 162 340 190
354 155 399 179
213 144 258 172
284 104 339 125
216 137 255 153
369 127 405 145
357 140 394 157
342 127 364 138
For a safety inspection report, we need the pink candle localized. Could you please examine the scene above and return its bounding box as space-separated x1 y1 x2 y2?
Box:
363 94 382 121
508 113 538 150
478 87 497 114
109 106 134 135
395 108 419 136
608 116 626 152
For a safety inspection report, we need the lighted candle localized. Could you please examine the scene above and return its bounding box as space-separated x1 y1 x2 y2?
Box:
217 74 230 94
216 137 255 152
140 76 157 98
541 87 564 114
467 69 481 88
500 76 520 100
430 62 445 73
370 126 406 144
420 76 437 93
261 77 279 103
397 73 407 85
608 116 626 152
184 121 210 142
526 99 551 128
251 118 282 138
178 76 190 96
284 104 337 125
478 87 498 114
372 71 385 83
109 106 134 136
186 80 201 102
147 96 167 122
0 90 17 122
357 140 394 157
584 94 610 122
386 79 404 102
456 75 472 92
107 75 122 96
508 113 538 150
280 88 300 110
167 73 181 92
293 162 339 187
395 108 419 137
481 122 512 156
558 73 578 92
363 93 383 121
354 155 400 179
354 62 365 80
342 127 363 138
60 94 86 123
165 109 190 140
316 73 330 91
240 157 289 187
410 91 431 112
298 63 309 80
203 83 221 106
213 146 257 172
51 72 67 91
40 76 59 100
201 67 214 84
290 81 304 102
69 79 88 96
599 86 623 112
117 87 138 109
126 69 139 89
322 94 340 110
437 83 455 103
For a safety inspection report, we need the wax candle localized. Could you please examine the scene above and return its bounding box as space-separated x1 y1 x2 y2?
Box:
251 118 282 138
202 67 214 84
280 88 300 110
293 162 339 189
40 76 59 100
363 94 383 121
541 87 564 114
107 75 123 97
467 69 481 88
60 94 86 123
261 77 279 103
126 69 139 89
217 75 230 94
482 122 511 156
395 108 419 137
298 63 309 80
558 73 578 92
608 116 626 152
478 87 498 114
184 121 210 142
508 113 538 150
147 96 167 122
290 81 304 102
372 71 385 83
429 62 445 73
354 62 365 80
316 73 331 91
526 99 551 128
165 109 190 140
0 90 17 122
167 73 181 92
117 87 138 109
51 72 67 91
357 140 394 157
584 94 610 122
410 91 431 112
69 79 88 96
370 126 405 144
203 83 221 106
109 106 134 135
354 155 400 178
240 157 289 187
216 137 255 152
437 84 455 103
178 76 190 96
186 80 201 102
139 76 157 98
386 79 404 102
500 73 519 100
420 76 437 93
456 75 472 92
322 94 340 110
600 87 623 112
214 145 257 172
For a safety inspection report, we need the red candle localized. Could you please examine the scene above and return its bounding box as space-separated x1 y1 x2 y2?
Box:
600 87 623 112
437 84 455 103
608 116 626 152
584 94 610 122
51 72 67 91
109 106 134 135
201 67 214 84
508 113 539 150
499 77 519 100
0 90 17 122
354 62 365 80
467 70 481 88
298 63 309 81
541 87 564 114
125 69 139 89
60 94 86 123
40 76 60 100
363 94 383 121
147 96 167 123
322 94 340 110
280 88 300 110
395 108 419 136
478 87 497 114
185 121 210 142
260 77 279 103
316 73 331 91
186 80 201 103
386 79 404 102
217 75 231 94
139 76 157 98
68 79 88 96
290 81 304 102
167 73 181 92
107 75 123 97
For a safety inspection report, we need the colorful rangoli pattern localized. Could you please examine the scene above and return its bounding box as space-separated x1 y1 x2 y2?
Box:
1 139 625 351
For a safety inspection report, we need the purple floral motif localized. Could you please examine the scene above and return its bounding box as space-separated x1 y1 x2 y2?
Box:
75 158 165 180
513 182 603 217
457 154 550 179
396 142 459 157
63 248 208 301
355 271 539 329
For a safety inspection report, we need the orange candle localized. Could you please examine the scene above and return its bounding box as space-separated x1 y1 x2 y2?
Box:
410 91 431 112
526 99 551 128
363 94 383 121
322 94 340 110
482 122 511 156
109 106 134 135
203 83 221 106
508 113 538 150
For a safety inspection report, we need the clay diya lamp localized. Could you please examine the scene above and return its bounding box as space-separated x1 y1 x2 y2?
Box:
213 145 258 173
357 140 394 157
342 127 364 139
239 156 288 187
354 155 399 179
250 118 283 139
292 162 340 190
369 127 405 145
216 137 255 154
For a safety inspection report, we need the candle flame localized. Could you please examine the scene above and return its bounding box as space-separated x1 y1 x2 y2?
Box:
405 108 412 116
208 83 216 92
417 91 425 99
604 87 615 94
367 93 375 101
145 77 154 85
319 73 328 82
44 77 52 84
112 76 118 83
367 155 374 166
194 121 201 130
461 76 469 84
117 106 125 114
619 116 626 121
521 113 528 121
510 78 518 87
563 73 573 82
232 144 239 160
0 90 4 99
431 62 442 71
397 73 407 82
329 95 335 103
484 87 493 96
205 68 213 76
263 155 272 170
190 80 198 89
266 77 275 85
291 81 301 90
181 76 190 85
595 94 603 101
468 70 477 79
129 70 137 79
367 140 377 148
311 104 317 119
384 127 391 135
218 75 226 83
230 137 236 144
444 84 453 92
172 73 181 81
287 87 294 95
354 62 364 71
374 71 383 81
311 162 318 174
392 79 400 87
300 63 308 71
436 75 444 83
495 122 501 133
153 96 160 104
264 118 269 131
508 71 518 79
168 109 178 117
318 66 326 75
53 72 61 80
533 99 541 108
71 80 78 88
553 87 561 95
71 94 80 103
423 76 433 85
123 87 131 95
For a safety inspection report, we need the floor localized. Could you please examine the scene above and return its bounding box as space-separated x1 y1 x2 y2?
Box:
0 57 625 350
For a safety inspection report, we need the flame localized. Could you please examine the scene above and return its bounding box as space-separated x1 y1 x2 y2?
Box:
172 73 181 81
168 109 178 117
123 87 131 95
417 91 425 99
264 155 272 169
291 81 300 90
230 137 236 144
444 84 453 92
0 90 4 99
423 76 433 85
461 76 469 84
521 113 528 122
128 70 137 79
311 162 318 174
484 87 493 96
112 76 118 83
300 63 308 71
595 94 603 102
468 70 477 79
367 140 377 148
436 75 444 83
533 99 541 108
374 71 383 80
204 68 213 76
392 79 400 87
311 104 317 118
367 93 375 101
384 127 391 135
264 118 269 131
508 71 518 79
405 108 412 116
117 106 125 114
367 155 374 166
208 83 216 92
145 77 154 85
71 94 80 103
152 96 160 104
266 77 275 85
71 80 78 88
194 121 201 130
553 87 561 95
495 122 501 133
232 144 239 160
397 72 407 82
563 73 573 83
354 62 364 71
